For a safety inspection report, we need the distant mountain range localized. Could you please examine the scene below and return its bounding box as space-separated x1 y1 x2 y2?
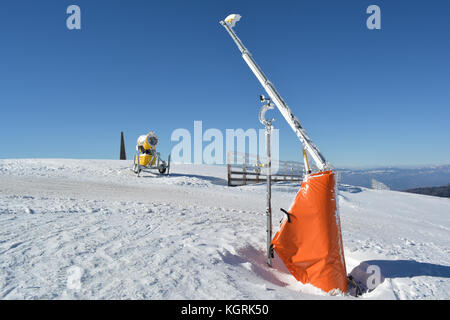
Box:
337 165 450 191
404 184 450 198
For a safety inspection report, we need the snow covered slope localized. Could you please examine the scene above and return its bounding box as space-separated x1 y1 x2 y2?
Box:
0 159 449 299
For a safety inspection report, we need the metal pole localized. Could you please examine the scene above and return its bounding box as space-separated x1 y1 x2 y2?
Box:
265 123 273 267
259 100 274 267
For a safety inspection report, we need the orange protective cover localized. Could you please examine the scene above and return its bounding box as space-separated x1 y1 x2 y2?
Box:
271 170 347 293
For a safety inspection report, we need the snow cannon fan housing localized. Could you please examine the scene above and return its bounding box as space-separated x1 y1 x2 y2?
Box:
137 132 159 151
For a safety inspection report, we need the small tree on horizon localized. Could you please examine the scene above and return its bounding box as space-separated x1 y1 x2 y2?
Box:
120 131 127 160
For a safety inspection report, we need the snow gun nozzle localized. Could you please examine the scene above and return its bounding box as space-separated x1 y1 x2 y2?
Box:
221 14 241 28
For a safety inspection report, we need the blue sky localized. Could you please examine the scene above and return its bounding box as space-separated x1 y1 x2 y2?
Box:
0 0 449 167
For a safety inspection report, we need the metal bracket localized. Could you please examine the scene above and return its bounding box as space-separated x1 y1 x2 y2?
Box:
259 97 274 128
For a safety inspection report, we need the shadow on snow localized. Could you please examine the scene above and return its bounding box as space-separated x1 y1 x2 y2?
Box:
219 245 290 288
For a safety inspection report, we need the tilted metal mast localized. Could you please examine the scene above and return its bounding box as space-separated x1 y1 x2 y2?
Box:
220 14 328 171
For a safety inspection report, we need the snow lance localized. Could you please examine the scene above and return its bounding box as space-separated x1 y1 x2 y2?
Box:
220 14 348 293
133 131 170 176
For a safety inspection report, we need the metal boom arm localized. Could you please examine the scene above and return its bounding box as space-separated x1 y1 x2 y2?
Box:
220 15 328 171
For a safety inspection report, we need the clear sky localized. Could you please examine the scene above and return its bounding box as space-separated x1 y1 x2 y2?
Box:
0 0 449 167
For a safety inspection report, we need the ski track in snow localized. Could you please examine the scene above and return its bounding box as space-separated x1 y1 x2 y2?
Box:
0 159 449 300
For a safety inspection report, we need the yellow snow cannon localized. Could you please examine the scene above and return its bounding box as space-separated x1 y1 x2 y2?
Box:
132 131 170 176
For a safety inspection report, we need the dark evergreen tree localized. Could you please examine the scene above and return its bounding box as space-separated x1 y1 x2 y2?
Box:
120 132 126 160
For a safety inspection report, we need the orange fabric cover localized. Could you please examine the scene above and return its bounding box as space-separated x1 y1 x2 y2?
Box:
271 170 347 293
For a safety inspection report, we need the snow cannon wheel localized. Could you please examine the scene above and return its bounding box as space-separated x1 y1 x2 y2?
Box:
158 164 167 174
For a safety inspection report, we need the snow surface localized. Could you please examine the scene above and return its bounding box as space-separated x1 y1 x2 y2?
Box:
0 159 449 300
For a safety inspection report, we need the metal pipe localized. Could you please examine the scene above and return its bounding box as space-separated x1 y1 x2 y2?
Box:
259 102 274 267
220 18 328 171
265 124 273 267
